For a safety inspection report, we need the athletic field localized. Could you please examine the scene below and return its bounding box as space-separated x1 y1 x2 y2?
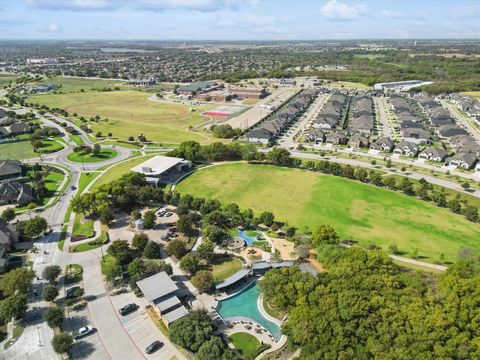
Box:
176 162 480 263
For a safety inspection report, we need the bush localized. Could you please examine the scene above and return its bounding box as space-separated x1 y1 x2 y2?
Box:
43 306 64 328
132 233 149 251
191 270 214 294
143 241 162 259
52 333 73 354
42 265 61 284
166 239 187 259
143 211 156 229
42 285 59 302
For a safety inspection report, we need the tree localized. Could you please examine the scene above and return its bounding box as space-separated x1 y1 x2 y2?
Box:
103 260 122 285
93 143 101 155
107 240 132 265
128 258 146 280
295 244 310 259
177 214 197 238
191 270 214 294
143 211 156 229
143 241 162 259
463 206 479 222
461 181 470 190
42 265 61 284
132 233 149 251
52 333 73 354
170 309 214 352
448 198 462 214
0 293 27 322
180 254 199 275
166 239 187 259
43 306 65 328
398 177 414 195
22 216 48 239
100 207 114 225
354 168 368 182
268 148 292 166
43 285 59 302
258 211 275 227
1 207 15 223
0 268 35 296
130 209 141 220
312 225 339 246
196 240 215 263
197 336 238 360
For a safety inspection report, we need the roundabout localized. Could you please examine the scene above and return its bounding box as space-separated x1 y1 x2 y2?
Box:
66 148 118 163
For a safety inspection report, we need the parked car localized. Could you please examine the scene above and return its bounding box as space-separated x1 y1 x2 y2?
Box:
156 209 167 217
145 340 163 354
74 326 95 340
168 227 177 233
65 286 82 299
71 186 77 190
164 212 173 217
119 303 138 316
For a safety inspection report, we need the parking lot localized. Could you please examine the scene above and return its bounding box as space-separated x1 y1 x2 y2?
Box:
109 291 180 360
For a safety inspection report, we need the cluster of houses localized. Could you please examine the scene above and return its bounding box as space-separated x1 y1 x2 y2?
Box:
448 94 480 124
246 89 317 144
0 109 31 138
0 160 34 206
306 91 375 148
416 95 480 169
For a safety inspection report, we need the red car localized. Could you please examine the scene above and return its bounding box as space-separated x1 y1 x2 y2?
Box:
168 227 177 233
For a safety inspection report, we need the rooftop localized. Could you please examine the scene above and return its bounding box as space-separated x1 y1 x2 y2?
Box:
215 268 250 290
131 155 189 176
136 271 178 302
163 305 188 325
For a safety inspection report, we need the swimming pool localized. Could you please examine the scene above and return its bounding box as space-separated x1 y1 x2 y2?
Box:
216 282 282 341
236 230 258 245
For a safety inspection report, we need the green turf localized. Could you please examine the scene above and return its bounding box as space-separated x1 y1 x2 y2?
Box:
0 141 37 160
91 154 158 190
67 148 117 163
0 75 17 87
69 134 84 146
38 139 64 153
30 90 215 143
72 213 95 238
176 163 480 263
229 332 262 359
100 254 117 276
33 76 130 93
210 256 243 282
77 172 100 195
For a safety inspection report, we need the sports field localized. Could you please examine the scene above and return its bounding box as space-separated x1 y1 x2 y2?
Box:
176 163 480 263
34 76 130 93
30 90 214 143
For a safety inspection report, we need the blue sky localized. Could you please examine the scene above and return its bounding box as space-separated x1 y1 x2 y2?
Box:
1 0 479 40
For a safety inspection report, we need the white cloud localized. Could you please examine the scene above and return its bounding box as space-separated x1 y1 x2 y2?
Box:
47 21 61 32
450 2 480 19
381 10 404 19
27 0 237 13
216 11 290 34
319 0 365 21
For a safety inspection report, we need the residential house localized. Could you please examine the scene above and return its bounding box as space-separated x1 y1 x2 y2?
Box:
0 160 23 181
304 129 324 143
370 137 394 152
0 182 34 205
348 134 369 148
0 222 19 273
402 128 430 144
419 147 447 162
325 131 348 145
393 141 419 157
445 153 477 169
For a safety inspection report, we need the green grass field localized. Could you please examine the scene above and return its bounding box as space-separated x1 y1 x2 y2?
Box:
0 75 17 87
72 213 95 238
77 172 100 195
229 332 262 359
67 148 118 163
211 256 243 282
34 76 130 93
91 154 159 190
0 141 37 160
460 91 480 98
30 90 214 143
176 163 480 263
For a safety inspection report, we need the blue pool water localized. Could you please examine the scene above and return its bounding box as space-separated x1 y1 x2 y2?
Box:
236 230 257 245
216 282 282 341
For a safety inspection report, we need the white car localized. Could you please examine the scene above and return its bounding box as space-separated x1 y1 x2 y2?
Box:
74 326 95 340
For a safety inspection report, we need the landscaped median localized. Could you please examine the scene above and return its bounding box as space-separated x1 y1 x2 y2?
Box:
67 147 118 163
70 231 109 252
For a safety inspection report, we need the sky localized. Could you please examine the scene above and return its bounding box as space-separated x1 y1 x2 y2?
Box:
0 0 479 41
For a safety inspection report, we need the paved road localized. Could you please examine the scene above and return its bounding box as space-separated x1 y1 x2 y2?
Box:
374 96 392 138
290 150 480 198
441 100 480 143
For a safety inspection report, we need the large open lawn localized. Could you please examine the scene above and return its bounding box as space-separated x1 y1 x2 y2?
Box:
30 90 214 143
176 163 480 263
34 76 130 93
0 141 37 160
229 332 262 359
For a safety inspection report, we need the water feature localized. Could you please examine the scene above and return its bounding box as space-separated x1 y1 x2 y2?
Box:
235 230 258 246
216 282 282 341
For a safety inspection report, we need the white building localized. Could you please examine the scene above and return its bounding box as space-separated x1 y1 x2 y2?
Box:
131 155 192 185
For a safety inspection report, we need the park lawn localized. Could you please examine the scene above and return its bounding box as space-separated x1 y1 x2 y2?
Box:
354 54 387 60
328 81 371 90
101 254 117 276
0 141 37 160
43 170 64 192
67 148 118 163
34 76 130 93
72 213 95 238
30 90 215 143
91 154 158 190
229 332 262 359
460 91 480 98
211 256 243 282
77 172 100 195
38 138 64 153
70 232 108 252
70 134 84 146
0 74 17 86
176 163 480 263
252 241 271 252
